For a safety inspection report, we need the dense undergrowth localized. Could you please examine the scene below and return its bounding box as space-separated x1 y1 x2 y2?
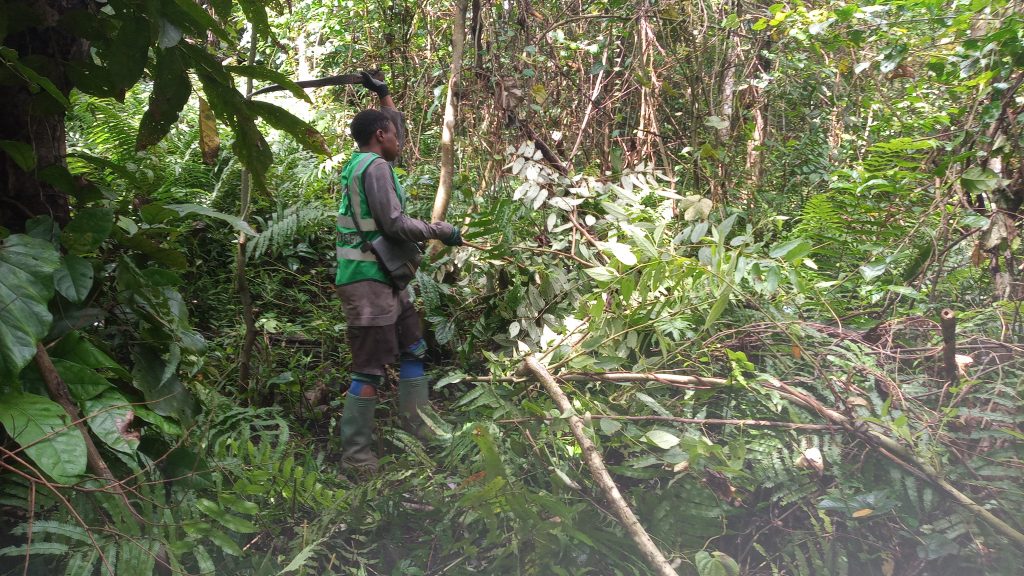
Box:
2 0 1023 575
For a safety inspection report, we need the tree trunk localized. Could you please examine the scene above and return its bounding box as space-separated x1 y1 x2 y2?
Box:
236 31 259 393
0 0 90 232
430 0 469 228
744 41 770 200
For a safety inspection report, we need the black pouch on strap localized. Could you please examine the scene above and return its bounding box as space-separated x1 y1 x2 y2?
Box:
364 235 422 291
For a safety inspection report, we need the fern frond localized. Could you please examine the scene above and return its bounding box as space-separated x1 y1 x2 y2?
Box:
247 202 331 260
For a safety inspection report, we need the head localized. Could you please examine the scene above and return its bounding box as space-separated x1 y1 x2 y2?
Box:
350 109 400 161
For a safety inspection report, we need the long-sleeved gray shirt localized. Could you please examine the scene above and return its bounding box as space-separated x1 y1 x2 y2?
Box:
336 109 455 327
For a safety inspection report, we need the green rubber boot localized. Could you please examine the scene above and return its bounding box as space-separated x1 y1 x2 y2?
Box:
398 376 442 441
338 395 378 474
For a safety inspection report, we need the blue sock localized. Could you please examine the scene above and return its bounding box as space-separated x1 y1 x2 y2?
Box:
399 358 425 379
347 372 382 396
400 340 427 379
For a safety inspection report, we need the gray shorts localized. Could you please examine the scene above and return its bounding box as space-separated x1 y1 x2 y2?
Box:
346 295 423 376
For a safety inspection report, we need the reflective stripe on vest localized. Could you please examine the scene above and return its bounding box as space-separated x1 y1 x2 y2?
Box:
336 245 377 262
337 213 377 231
342 154 380 232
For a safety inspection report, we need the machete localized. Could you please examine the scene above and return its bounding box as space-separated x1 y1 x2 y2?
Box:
249 70 384 98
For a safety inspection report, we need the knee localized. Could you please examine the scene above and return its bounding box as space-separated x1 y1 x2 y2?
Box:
400 338 427 361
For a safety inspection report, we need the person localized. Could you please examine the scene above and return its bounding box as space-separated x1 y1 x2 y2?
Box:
335 72 463 473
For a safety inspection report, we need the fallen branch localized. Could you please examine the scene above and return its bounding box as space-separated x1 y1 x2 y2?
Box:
563 371 726 388
450 371 725 389
497 414 835 431
764 377 1024 550
521 356 678 576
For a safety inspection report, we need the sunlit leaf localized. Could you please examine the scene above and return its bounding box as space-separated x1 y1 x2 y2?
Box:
0 392 87 483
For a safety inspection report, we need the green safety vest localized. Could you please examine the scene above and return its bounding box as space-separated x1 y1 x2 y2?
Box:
335 152 407 286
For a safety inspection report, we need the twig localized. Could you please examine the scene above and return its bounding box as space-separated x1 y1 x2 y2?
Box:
521 356 679 576
938 308 959 407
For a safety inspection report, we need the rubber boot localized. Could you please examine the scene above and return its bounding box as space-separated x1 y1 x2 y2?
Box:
398 376 440 441
338 395 378 474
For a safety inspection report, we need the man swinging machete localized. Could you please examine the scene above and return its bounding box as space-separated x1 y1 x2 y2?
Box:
334 72 463 474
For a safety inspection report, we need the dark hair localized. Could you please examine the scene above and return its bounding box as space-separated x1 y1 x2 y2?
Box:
350 109 394 146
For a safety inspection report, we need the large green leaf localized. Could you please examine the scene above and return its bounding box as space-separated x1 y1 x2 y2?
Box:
237 0 273 41
51 331 130 381
768 238 812 262
164 204 256 235
62 207 114 255
170 0 230 42
227 65 311 103
0 47 71 108
132 347 197 423
137 47 192 151
961 166 1003 195
107 14 151 90
194 69 271 190
53 254 94 303
0 235 60 376
53 359 113 402
248 100 329 156
83 390 139 454
695 550 740 576
0 392 87 483
195 498 258 533
0 139 36 171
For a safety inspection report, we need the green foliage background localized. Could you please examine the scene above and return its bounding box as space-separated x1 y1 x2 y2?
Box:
1 0 1023 575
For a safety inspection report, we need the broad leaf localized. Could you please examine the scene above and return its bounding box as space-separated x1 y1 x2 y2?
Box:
53 359 113 402
0 235 60 376
695 550 740 576
584 266 618 282
960 166 1002 195
51 332 130 380
0 139 36 171
227 65 311 103
194 69 272 189
644 430 680 449
0 392 87 483
599 241 637 266
107 14 151 90
137 47 192 151
132 347 198 423
53 254 94 303
195 498 258 533
170 0 230 42
83 390 139 454
62 207 114 255
237 0 273 41
164 204 256 235
0 48 71 108
769 239 812 262
248 100 329 155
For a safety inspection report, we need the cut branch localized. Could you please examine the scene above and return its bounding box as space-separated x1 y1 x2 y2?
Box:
765 377 1024 550
451 371 725 389
497 414 835 430
521 356 679 576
